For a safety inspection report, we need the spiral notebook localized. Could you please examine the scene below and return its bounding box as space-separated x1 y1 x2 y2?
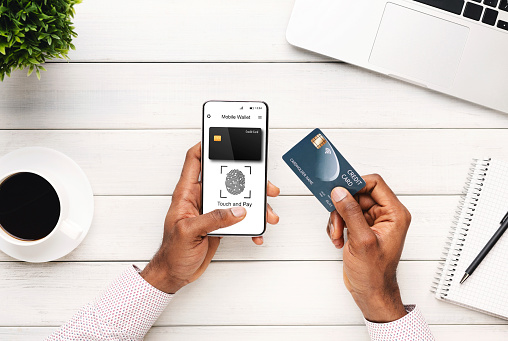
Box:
432 158 508 320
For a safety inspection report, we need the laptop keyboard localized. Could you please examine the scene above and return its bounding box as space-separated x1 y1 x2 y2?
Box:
413 0 508 31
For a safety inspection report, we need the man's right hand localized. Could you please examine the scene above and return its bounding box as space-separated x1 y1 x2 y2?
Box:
326 174 412 323
141 143 280 294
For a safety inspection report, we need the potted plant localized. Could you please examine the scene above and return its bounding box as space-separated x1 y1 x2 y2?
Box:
0 0 81 81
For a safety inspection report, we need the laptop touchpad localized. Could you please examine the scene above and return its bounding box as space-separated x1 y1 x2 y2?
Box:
369 3 469 88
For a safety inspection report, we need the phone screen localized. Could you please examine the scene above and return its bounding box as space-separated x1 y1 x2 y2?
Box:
202 101 268 236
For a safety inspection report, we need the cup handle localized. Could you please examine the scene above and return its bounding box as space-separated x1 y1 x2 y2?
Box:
60 221 82 240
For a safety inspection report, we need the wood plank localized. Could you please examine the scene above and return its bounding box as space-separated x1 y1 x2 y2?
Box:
0 129 506 196
3 325 508 341
0 195 458 262
1 261 507 326
3 63 505 130
60 0 324 62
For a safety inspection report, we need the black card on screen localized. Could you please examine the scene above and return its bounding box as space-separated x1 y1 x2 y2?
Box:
209 127 262 161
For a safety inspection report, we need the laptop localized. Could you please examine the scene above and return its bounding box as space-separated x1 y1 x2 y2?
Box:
286 0 508 113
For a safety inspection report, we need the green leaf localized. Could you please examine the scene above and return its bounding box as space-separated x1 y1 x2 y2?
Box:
36 68 41 80
0 0 81 80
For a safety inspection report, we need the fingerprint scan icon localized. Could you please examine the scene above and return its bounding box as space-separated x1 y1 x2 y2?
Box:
225 169 246 195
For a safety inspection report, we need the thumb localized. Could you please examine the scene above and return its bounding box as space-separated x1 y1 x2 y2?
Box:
331 187 376 246
188 206 247 235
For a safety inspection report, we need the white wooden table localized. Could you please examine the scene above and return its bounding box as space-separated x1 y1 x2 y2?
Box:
1 1 508 340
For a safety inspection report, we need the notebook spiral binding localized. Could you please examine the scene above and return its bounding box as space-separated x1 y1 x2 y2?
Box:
430 158 491 297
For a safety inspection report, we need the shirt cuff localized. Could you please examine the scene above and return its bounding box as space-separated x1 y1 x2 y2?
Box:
94 265 173 339
364 305 434 341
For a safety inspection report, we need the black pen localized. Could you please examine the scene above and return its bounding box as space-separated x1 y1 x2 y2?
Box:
460 210 508 284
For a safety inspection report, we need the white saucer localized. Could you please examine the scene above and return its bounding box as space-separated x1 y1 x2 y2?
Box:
0 147 94 262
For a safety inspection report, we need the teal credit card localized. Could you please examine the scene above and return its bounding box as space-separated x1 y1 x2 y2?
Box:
282 129 365 212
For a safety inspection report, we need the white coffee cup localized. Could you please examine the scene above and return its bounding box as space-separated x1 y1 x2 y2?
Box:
0 169 83 247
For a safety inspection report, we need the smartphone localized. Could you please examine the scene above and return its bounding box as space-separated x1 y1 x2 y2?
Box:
202 101 269 236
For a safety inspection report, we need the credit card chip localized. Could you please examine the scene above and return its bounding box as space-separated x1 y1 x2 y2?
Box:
311 134 326 149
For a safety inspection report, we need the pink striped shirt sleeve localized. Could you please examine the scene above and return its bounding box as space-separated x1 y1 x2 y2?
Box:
45 266 433 340
365 304 435 340
44 265 172 341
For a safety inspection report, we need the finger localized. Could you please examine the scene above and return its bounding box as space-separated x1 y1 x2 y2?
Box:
356 174 402 208
267 204 279 225
179 142 202 183
328 211 345 249
185 206 247 235
331 187 376 246
252 236 264 245
356 194 378 226
331 210 345 248
267 181 280 197
356 194 378 212
327 219 343 249
329 210 342 240
326 217 331 238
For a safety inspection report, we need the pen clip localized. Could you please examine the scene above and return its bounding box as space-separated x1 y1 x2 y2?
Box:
501 210 508 224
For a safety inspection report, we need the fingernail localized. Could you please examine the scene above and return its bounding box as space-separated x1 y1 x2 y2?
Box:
271 209 278 217
231 206 246 217
332 187 348 202
329 221 335 237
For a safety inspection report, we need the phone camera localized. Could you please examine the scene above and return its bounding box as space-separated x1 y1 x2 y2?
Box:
207 114 211 118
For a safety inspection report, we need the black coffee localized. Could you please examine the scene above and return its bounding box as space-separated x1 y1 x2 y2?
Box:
0 172 61 241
